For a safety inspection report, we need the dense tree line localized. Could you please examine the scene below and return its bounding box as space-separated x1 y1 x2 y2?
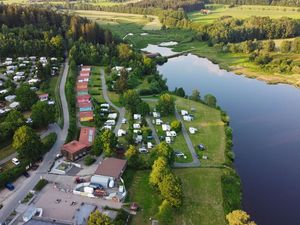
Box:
0 4 113 58
197 16 300 44
130 0 205 12
205 0 300 7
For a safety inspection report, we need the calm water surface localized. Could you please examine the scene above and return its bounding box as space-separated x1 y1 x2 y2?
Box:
143 45 300 225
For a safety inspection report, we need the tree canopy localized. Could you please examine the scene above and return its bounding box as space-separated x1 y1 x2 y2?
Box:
12 125 42 163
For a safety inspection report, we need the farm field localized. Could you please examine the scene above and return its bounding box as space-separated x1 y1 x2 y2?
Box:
71 10 161 31
188 4 300 24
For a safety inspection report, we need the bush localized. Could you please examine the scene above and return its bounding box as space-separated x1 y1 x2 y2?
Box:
42 133 57 154
139 88 154 96
156 200 174 225
221 170 242 214
0 163 26 188
84 155 96 166
34 179 48 191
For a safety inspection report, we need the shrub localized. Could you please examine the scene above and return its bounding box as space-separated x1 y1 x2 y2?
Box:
221 170 242 214
34 179 48 191
84 155 96 166
42 133 57 154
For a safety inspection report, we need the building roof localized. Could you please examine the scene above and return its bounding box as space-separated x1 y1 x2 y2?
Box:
77 87 88 92
76 82 88 89
79 111 94 118
62 140 87 154
79 127 96 146
80 71 90 77
77 94 91 101
95 157 127 179
78 102 92 109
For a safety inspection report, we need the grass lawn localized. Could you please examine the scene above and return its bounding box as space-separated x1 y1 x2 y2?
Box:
188 4 300 24
0 144 14 162
127 170 161 225
127 168 227 225
155 114 192 163
175 97 226 166
71 10 161 32
173 168 226 225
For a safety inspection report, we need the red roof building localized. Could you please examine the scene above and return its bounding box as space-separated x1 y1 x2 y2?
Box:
80 71 90 77
76 82 88 90
77 76 89 82
77 94 91 104
61 140 88 161
79 111 94 122
79 127 96 147
94 158 127 179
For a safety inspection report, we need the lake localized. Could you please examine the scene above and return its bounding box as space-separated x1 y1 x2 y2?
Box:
143 44 300 225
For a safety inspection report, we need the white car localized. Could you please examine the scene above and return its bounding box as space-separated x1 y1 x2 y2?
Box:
139 147 148 154
12 158 20 165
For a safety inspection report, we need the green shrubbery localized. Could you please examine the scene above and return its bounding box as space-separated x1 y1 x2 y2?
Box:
221 170 242 215
34 179 48 191
65 60 79 143
42 133 57 154
84 155 96 166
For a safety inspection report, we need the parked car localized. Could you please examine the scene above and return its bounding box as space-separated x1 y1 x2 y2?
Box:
174 151 187 159
197 144 206 151
31 164 39 171
5 183 15 191
23 171 30 178
139 147 148 154
55 153 63 160
11 158 20 166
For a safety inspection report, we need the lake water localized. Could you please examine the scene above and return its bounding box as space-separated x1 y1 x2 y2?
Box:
142 45 300 225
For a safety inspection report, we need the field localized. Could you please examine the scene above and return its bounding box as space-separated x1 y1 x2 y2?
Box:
71 10 161 31
175 97 226 166
189 4 300 24
128 168 227 225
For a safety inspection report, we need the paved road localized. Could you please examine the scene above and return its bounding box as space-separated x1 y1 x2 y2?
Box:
0 124 60 166
0 59 70 223
100 68 125 135
174 108 200 167
146 117 160 144
142 98 200 168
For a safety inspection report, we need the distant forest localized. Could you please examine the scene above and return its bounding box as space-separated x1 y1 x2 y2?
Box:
205 0 300 7
0 4 114 57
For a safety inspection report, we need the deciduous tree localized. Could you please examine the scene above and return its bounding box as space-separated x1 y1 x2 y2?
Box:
157 93 175 116
13 125 42 163
88 210 114 225
226 210 257 225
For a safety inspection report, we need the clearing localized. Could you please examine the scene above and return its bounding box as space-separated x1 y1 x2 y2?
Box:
188 4 300 24
71 10 161 31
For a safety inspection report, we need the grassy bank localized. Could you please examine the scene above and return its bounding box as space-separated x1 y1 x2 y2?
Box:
173 41 300 87
188 4 300 24
175 96 226 166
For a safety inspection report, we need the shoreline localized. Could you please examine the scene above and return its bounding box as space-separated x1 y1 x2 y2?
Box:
186 49 300 89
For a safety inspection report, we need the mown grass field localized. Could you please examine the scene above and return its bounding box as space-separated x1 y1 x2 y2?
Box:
175 96 226 166
128 168 227 225
188 4 300 24
71 10 161 31
0 144 14 162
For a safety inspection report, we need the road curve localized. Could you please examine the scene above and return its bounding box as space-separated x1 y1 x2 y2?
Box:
0 59 70 223
100 68 125 135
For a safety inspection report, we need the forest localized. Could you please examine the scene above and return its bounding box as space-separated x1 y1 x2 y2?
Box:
0 4 113 58
205 0 300 7
196 16 300 44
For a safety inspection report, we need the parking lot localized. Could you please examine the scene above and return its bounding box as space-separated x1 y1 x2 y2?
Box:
33 184 121 222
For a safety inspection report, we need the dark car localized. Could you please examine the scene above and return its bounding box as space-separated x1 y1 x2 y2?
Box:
197 144 206 151
5 183 15 191
23 171 30 178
